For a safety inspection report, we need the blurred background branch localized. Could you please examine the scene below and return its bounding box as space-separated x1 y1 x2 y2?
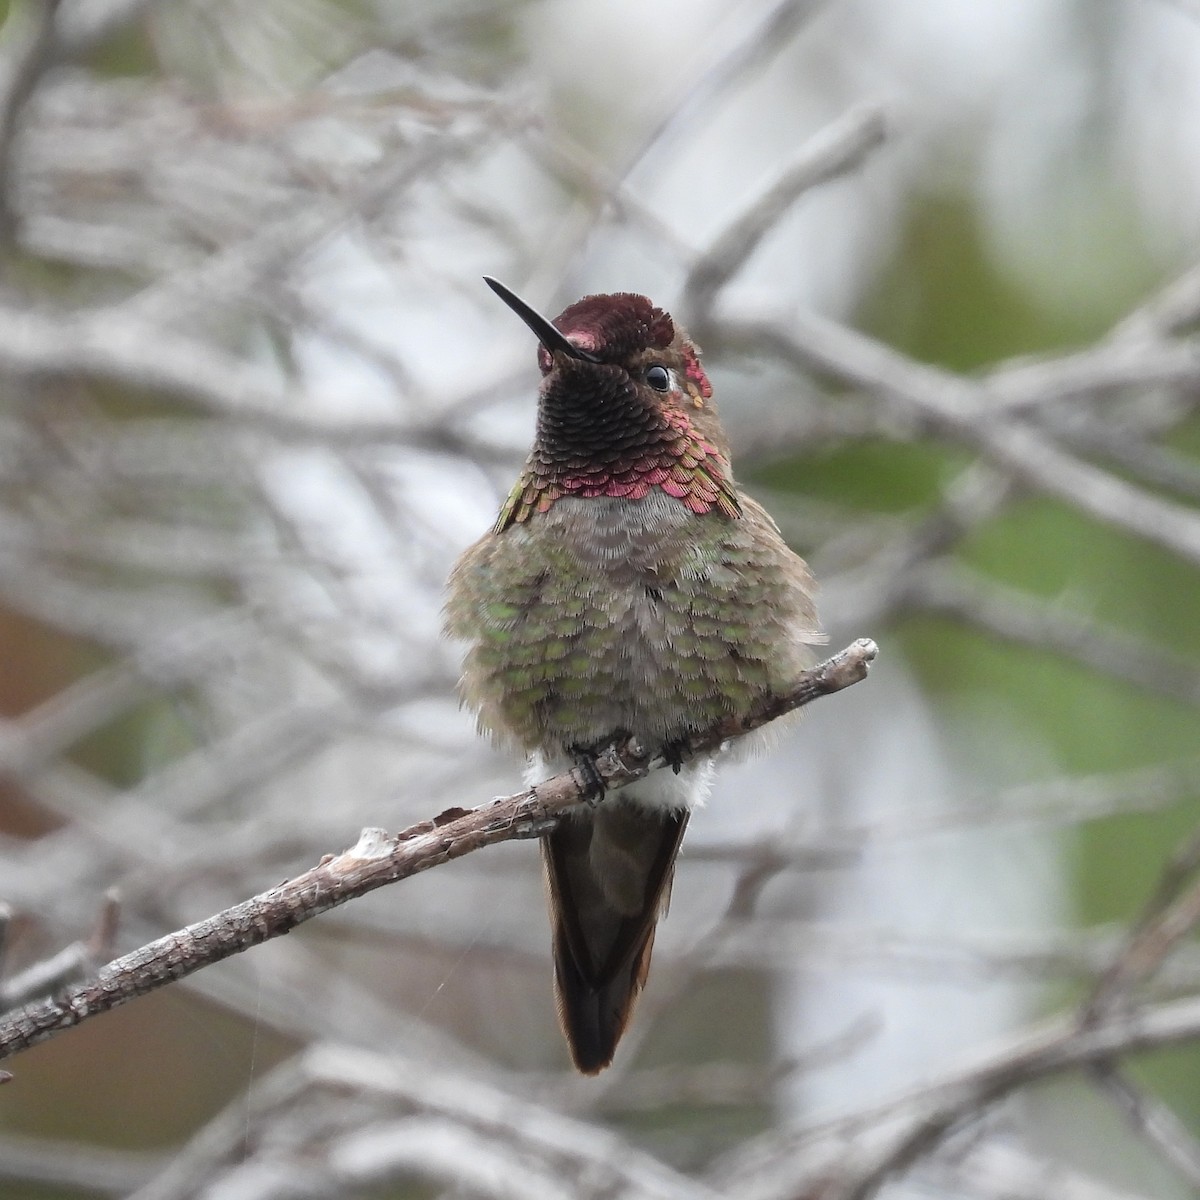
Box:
2 1 1200 1198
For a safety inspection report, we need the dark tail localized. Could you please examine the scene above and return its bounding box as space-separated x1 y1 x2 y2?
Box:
542 802 689 1074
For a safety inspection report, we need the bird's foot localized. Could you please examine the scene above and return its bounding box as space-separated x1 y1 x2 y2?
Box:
569 746 607 806
662 738 690 775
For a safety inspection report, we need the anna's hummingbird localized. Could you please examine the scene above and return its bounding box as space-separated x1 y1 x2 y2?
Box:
445 278 822 1073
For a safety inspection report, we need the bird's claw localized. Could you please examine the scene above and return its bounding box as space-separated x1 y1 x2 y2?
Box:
662 738 689 775
570 748 606 806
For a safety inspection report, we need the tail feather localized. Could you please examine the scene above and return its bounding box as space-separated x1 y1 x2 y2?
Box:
542 803 689 1074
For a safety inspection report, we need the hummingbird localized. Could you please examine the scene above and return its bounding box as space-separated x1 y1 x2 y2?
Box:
445 277 822 1073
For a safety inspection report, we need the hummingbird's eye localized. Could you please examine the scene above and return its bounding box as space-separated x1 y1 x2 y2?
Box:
645 364 671 391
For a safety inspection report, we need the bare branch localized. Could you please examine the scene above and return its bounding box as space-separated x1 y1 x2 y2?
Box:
986 339 1200 415
909 563 1200 707
615 0 830 185
713 993 1200 1200
1040 412 1200 502
1111 258 1200 341
3 8 1200 1192
0 638 878 1062
721 315 1200 566
683 102 888 317
1085 824 1200 1022
131 1042 720 1200
0 305 400 436
0 891 118 1010
1090 1066 1200 1191
0 0 61 246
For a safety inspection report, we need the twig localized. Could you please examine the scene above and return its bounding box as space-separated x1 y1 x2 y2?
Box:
0 891 120 1011
0 304 398 436
1041 413 1200 502
1085 825 1200 1022
0 611 256 777
985 339 1200 415
1090 1066 1200 1190
0 302 514 460
712 992 1200 1200
721 315 1200 567
130 1042 719 1200
557 0 829 285
0 638 878 1062
1110 257 1200 341
683 102 888 318
817 462 1013 628
909 563 1200 707
710 815 1200 1200
0 0 61 247
614 0 827 187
